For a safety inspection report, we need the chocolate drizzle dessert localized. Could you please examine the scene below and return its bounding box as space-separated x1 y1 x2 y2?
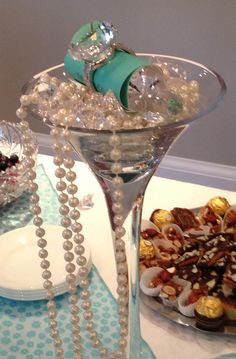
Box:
140 196 236 330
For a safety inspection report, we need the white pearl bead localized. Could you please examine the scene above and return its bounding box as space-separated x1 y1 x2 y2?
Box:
55 167 66 178
55 348 64 357
71 324 80 333
71 223 82 233
70 209 80 220
26 169 37 180
50 128 60 137
68 197 79 208
31 193 39 204
58 193 68 204
31 92 40 104
67 184 78 195
80 290 89 299
112 202 123 214
53 143 63 152
117 274 127 285
92 339 101 349
47 300 56 310
37 238 47 248
66 263 76 273
119 315 128 326
39 249 48 258
59 204 69 215
99 347 108 357
112 190 124 201
117 263 127 274
61 129 71 140
76 256 86 266
25 158 35 169
53 155 63 166
32 205 41 215
83 311 93 320
42 270 51 279
109 134 121 146
74 234 84 244
71 305 80 315
64 158 75 169
62 229 72 239
61 216 71 227
89 331 97 339
115 226 126 237
117 285 128 296
86 322 94 331
29 182 38 192
70 316 79 325
40 259 50 269
69 294 78 304
63 241 73 251
115 239 125 250
48 311 57 321
33 216 43 226
111 163 122 174
74 245 85 255
114 214 124 226
117 296 128 306
66 170 76 182
50 329 59 338
68 285 77 294
54 338 63 347
22 133 33 144
43 280 52 290
64 252 74 262
64 114 76 126
23 144 35 156
118 338 127 348
63 144 72 153
20 95 31 106
110 148 121 161
118 306 128 316
16 107 27 119
82 300 91 310
46 291 54 300
36 227 45 237
78 267 88 277
116 251 126 262
80 279 89 288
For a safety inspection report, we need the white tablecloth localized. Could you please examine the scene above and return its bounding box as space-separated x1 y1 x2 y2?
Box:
38 154 236 359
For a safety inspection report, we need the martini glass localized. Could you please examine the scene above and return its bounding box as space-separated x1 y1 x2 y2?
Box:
24 55 226 359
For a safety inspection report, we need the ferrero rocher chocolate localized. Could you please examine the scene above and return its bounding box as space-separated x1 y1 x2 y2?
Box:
150 209 174 229
139 239 155 259
207 196 230 217
195 296 224 319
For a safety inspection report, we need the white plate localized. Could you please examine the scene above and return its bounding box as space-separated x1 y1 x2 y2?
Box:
0 225 92 300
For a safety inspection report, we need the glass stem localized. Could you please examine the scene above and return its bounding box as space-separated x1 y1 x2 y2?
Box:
96 171 156 359
127 192 144 359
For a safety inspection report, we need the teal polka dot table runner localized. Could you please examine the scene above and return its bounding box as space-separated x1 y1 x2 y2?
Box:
0 165 155 359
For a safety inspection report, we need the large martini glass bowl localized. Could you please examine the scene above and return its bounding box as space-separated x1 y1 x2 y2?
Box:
24 54 226 359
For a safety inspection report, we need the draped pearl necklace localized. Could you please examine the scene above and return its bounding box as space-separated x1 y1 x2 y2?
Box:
16 78 129 359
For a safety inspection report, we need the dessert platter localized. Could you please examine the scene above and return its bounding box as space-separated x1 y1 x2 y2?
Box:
139 196 236 335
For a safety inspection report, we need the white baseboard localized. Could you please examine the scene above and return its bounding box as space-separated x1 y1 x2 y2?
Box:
36 132 236 191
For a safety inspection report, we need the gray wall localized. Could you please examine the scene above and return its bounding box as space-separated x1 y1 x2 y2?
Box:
0 0 235 166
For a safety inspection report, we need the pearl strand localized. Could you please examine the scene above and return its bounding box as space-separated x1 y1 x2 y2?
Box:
51 127 82 359
16 87 129 358
17 107 65 359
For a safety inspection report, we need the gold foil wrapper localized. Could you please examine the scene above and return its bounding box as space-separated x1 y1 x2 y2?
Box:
150 209 174 229
195 296 224 319
139 239 155 259
207 196 230 216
